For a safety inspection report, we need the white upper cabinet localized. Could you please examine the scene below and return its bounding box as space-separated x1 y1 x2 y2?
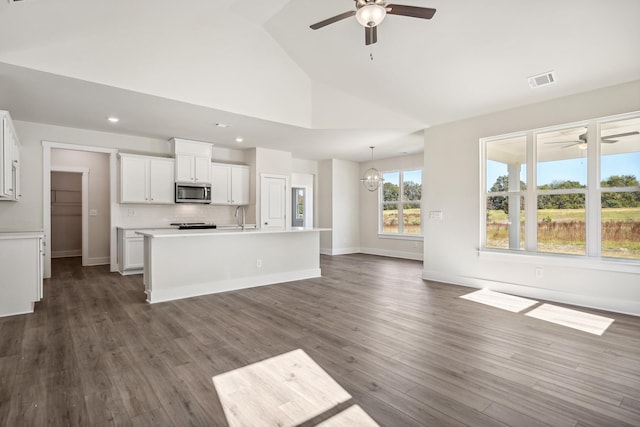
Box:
211 163 231 204
175 153 211 183
211 163 250 205
120 154 175 204
148 158 175 203
0 111 20 201
231 165 250 205
171 138 212 183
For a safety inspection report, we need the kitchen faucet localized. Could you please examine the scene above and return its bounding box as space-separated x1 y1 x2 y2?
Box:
234 206 246 230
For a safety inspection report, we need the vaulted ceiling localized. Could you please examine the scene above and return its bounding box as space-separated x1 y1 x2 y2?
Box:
0 0 638 161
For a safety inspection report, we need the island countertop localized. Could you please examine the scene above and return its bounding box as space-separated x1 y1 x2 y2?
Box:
136 227 330 238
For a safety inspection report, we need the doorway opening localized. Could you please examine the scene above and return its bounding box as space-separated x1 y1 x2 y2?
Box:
291 173 314 228
50 170 87 265
292 187 305 227
43 142 117 279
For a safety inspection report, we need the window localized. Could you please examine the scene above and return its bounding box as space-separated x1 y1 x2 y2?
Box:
482 112 640 261
600 117 640 259
536 125 588 255
485 135 526 250
380 169 422 236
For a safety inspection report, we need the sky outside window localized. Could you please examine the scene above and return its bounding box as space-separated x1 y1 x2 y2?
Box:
488 153 640 188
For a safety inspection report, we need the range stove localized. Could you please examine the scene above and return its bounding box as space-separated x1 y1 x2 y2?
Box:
170 222 217 230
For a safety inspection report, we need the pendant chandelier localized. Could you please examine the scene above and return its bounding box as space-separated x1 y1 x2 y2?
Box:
361 146 383 191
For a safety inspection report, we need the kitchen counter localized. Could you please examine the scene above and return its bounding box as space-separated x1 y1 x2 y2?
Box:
0 230 45 239
140 227 329 304
136 227 327 238
116 226 174 231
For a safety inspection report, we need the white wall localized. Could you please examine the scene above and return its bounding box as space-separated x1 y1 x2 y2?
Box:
359 153 424 260
0 4 312 128
318 160 333 251
318 159 360 255
423 80 640 316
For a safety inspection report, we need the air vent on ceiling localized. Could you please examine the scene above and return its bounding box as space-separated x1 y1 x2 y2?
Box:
528 71 556 88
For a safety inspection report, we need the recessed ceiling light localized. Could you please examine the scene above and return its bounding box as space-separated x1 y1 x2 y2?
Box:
235 137 244 143
107 117 119 123
216 123 231 128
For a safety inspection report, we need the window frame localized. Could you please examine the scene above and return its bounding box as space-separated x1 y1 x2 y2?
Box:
378 168 423 240
480 111 640 262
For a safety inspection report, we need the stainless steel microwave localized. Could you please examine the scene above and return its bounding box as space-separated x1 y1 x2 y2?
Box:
175 182 211 203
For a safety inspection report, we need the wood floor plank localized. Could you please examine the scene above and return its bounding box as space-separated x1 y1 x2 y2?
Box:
0 255 638 426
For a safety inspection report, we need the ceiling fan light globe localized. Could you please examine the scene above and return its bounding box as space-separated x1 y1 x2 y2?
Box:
356 4 386 27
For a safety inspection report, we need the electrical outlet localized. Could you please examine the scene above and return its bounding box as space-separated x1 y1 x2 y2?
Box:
256 259 262 268
128 209 136 217
429 211 443 220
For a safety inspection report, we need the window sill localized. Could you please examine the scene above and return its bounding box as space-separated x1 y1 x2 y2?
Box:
378 233 423 241
478 248 640 274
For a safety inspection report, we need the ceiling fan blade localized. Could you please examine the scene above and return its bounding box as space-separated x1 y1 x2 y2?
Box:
602 131 640 139
386 4 436 19
560 142 582 149
365 26 377 45
310 10 355 30
545 140 581 144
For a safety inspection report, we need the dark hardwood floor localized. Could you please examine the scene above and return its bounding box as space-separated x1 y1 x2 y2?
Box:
1 254 639 426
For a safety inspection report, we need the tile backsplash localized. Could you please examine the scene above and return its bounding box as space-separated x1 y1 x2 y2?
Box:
116 204 248 228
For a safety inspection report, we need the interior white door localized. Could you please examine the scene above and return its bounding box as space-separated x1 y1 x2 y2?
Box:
261 175 287 229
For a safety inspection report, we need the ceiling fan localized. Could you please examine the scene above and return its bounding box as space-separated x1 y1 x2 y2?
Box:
545 131 639 149
310 0 437 46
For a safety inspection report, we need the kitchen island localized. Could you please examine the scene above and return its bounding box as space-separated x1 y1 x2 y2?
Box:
137 227 328 303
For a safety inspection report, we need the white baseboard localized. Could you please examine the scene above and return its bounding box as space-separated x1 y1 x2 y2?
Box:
147 268 322 304
51 249 81 258
118 269 142 276
320 247 360 256
360 247 423 261
84 256 110 266
422 269 640 317
0 302 35 318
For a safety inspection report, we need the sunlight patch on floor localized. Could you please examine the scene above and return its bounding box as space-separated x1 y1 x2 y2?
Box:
460 288 539 312
213 349 378 427
316 404 378 426
525 303 614 335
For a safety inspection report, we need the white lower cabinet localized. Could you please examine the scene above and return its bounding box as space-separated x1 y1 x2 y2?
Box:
211 163 249 205
0 233 44 317
117 229 145 274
